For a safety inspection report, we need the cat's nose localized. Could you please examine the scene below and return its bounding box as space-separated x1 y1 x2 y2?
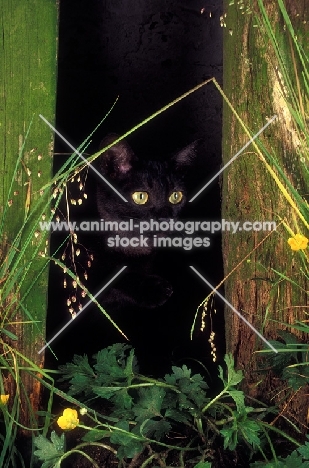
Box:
156 208 173 219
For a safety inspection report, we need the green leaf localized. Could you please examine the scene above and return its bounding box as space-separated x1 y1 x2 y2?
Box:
240 418 261 448
82 428 110 442
260 333 301 376
219 354 243 387
111 389 134 416
220 409 261 452
164 408 192 425
58 354 96 396
133 386 165 421
140 418 172 440
298 441 309 460
164 365 208 409
109 420 131 445
50 431 65 452
220 425 238 451
110 420 144 460
123 346 138 380
251 454 309 468
278 330 300 346
169 365 192 379
0 328 18 340
280 451 309 468
117 441 145 460
227 389 245 413
283 364 309 390
93 385 134 420
94 344 137 386
34 432 65 467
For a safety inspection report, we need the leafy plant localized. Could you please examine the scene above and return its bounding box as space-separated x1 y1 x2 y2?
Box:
250 435 309 467
34 432 65 468
32 344 302 467
257 329 309 390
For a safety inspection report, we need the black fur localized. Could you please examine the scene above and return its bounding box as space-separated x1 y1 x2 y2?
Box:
94 133 198 309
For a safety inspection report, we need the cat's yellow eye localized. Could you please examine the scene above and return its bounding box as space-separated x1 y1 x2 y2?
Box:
132 191 149 205
169 191 183 204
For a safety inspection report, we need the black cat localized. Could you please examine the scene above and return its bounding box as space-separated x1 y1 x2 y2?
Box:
46 134 211 373
94 133 198 310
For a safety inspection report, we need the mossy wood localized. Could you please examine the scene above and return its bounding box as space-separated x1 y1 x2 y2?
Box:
0 1 58 427
222 0 308 429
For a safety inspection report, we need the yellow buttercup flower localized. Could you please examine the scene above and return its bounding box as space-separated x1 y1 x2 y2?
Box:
288 233 309 251
0 395 9 405
57 408 79 430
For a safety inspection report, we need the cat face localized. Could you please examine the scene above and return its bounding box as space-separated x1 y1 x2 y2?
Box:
96 134 197 255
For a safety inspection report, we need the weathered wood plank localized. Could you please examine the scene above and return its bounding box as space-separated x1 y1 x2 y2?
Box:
222 0 309 429
0 0 58 428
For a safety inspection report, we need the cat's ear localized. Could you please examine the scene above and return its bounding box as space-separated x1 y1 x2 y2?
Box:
171 140 200 169
98 133 137 177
